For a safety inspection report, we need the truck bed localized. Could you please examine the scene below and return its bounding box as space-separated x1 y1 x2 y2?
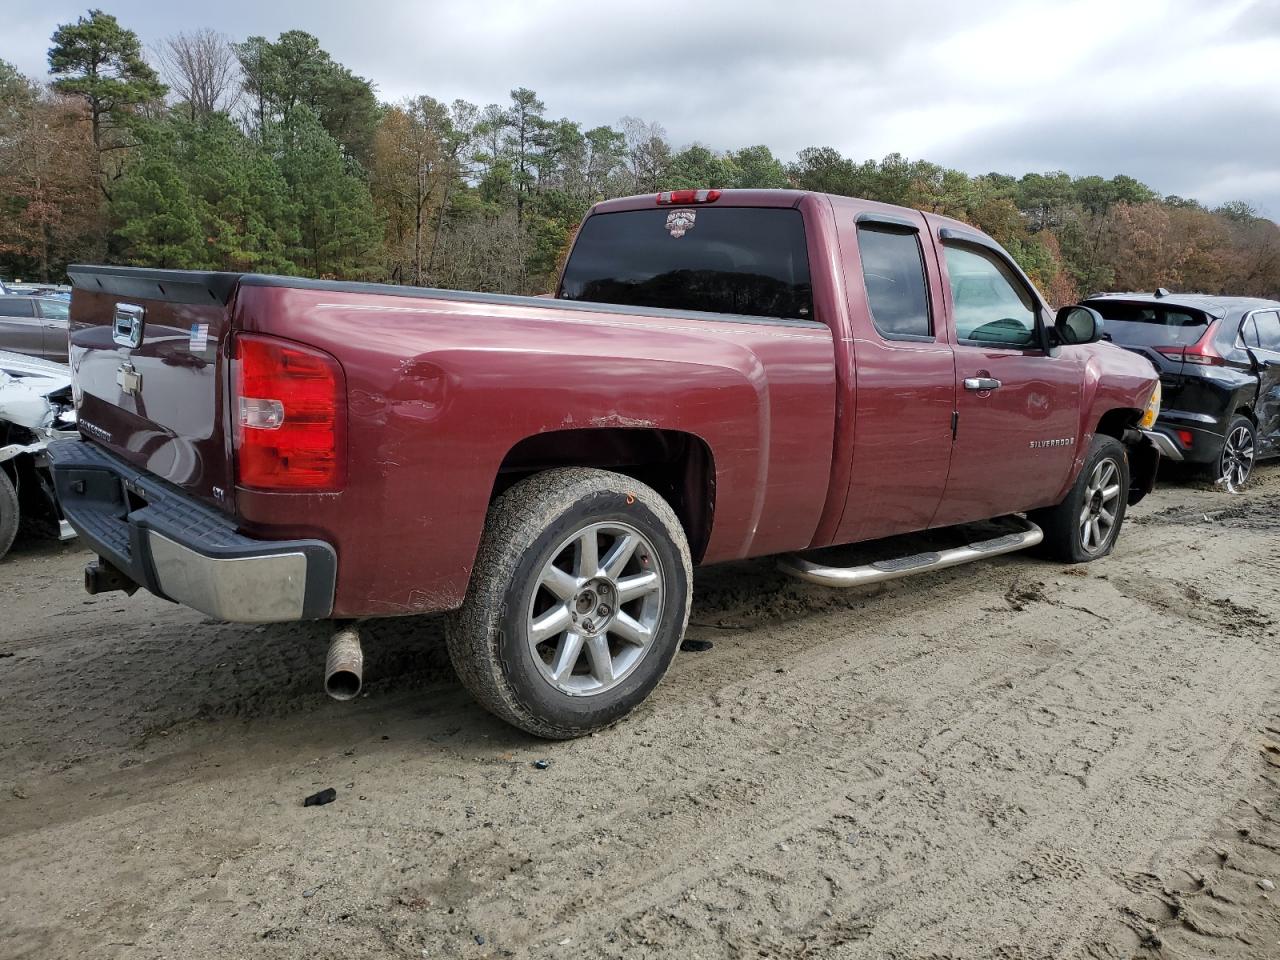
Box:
63 266 837 617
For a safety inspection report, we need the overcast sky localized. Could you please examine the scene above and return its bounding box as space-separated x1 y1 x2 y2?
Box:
3 0 1278 218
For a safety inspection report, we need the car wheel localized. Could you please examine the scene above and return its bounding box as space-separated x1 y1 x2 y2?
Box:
1030 435 1129 564
0 468 19 561
448 468 692 739
1210 416 1255 489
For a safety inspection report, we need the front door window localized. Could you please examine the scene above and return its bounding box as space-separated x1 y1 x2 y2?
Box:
944 245 1038 348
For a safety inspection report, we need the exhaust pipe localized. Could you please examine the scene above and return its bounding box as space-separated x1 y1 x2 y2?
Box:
325 624 363 701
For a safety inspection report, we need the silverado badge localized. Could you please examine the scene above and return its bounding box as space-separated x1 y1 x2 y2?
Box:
665 210 696 238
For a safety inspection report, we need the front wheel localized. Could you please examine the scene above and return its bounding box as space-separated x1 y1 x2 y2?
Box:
448 468 692 739
0 468 19 561
1030 435 1129 563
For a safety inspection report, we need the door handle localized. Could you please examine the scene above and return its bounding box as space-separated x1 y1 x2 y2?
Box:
964 377 1002 391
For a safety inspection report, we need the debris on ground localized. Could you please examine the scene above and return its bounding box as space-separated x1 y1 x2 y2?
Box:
532 759 551 770
1004 578 1048 611
680 638 714 652
302 787 337 807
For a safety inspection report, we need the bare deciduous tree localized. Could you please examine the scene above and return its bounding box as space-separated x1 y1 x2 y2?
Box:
156 29 240 120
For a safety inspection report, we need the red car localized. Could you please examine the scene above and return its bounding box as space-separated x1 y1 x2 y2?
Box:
51 189 1168 737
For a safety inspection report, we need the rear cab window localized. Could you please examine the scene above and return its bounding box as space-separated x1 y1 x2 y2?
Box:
856 225 932 340
558 207 813 321
1085 302 1211 348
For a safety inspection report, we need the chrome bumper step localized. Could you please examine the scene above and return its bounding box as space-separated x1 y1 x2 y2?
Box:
777 516 1044 588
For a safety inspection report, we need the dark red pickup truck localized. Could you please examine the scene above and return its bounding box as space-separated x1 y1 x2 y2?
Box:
51 189 1171 737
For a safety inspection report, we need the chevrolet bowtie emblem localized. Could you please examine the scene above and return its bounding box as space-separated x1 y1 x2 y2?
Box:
116 361 142 396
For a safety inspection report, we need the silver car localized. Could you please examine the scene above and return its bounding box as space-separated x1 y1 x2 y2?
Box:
0 296 71 361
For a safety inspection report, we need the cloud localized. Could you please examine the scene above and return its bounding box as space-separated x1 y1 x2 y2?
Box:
1 0 1275 216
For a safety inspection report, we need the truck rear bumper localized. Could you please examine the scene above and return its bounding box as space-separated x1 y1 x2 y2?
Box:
48 437 336 623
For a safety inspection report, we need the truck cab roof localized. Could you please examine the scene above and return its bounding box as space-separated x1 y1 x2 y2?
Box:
590 188 979 236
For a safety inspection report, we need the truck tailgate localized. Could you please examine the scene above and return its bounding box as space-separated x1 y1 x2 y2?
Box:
66 266 242 509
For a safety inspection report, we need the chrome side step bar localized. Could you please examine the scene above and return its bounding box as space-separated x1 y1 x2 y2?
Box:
777 517 1044 588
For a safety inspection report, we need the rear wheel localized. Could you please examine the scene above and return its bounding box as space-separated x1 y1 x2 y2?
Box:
1031 435 1129 563
448 468 692 739
0 469 18 561
1207 416 1255 489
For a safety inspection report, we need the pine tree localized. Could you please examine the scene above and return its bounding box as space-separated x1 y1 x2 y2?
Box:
274 107 381 278
110 124 204 268
179 114 297 274
48 10 167 197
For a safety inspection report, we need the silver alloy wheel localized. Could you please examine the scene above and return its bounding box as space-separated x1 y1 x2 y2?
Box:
1078 457 1122 555
526 521 665 697
1220 424 1255 488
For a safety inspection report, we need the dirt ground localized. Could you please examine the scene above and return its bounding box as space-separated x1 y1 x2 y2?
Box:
3 467 1280 960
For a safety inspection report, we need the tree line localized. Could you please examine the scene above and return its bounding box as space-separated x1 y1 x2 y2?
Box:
2 9 1278 303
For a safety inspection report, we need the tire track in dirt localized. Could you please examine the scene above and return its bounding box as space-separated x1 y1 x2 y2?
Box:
525 580 1279 959
2 469 1279 959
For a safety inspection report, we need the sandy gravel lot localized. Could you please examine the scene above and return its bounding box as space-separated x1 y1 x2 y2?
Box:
3 467 1280 959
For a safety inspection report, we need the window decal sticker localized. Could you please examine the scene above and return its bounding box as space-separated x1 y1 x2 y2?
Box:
665 210 696 238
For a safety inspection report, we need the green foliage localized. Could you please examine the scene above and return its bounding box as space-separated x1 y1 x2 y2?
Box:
730 146 789 188
0 59 36 109
788 147 860 195
233 31 379 163
664 144 739 190
48 10 166 148
176 114 297 273
108 109 376 277
9 28 1280 299
273 107 381 278
110 123 204 268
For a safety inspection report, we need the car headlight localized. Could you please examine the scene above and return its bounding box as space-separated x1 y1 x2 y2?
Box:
1139 380 1161 429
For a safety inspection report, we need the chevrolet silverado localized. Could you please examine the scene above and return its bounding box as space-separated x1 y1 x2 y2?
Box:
50 189 1171 737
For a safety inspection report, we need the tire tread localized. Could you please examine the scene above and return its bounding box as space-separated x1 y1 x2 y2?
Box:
447 468 692 739
1030 435 1129 564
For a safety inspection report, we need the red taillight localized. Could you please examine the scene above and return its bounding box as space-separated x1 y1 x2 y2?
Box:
1177 429 1195 447
656 189 721 205
1156 322 1224 365
232 334 345 491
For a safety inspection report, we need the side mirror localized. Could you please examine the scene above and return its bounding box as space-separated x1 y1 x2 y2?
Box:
1054 305 1105 345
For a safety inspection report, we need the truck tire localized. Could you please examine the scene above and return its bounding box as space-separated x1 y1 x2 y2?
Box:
1030 435 1129 564
1205 415 1255 488
448 468 693 739
0 468 19 561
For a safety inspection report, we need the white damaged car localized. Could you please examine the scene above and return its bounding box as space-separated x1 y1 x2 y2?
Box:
0 350 78 559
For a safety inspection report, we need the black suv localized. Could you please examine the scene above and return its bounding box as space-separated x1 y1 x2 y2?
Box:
1084 291 1280 486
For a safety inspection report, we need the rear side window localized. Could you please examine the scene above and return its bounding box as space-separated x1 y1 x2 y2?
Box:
1241 316 1260 347
943 244 1037 347
559 207 813 321
1087 302 1210 347
38 298 69 321
0 299 35 319
1254 311 1280 351
856 226 931 339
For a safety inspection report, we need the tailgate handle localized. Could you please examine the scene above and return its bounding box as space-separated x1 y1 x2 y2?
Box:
113 303 145 349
